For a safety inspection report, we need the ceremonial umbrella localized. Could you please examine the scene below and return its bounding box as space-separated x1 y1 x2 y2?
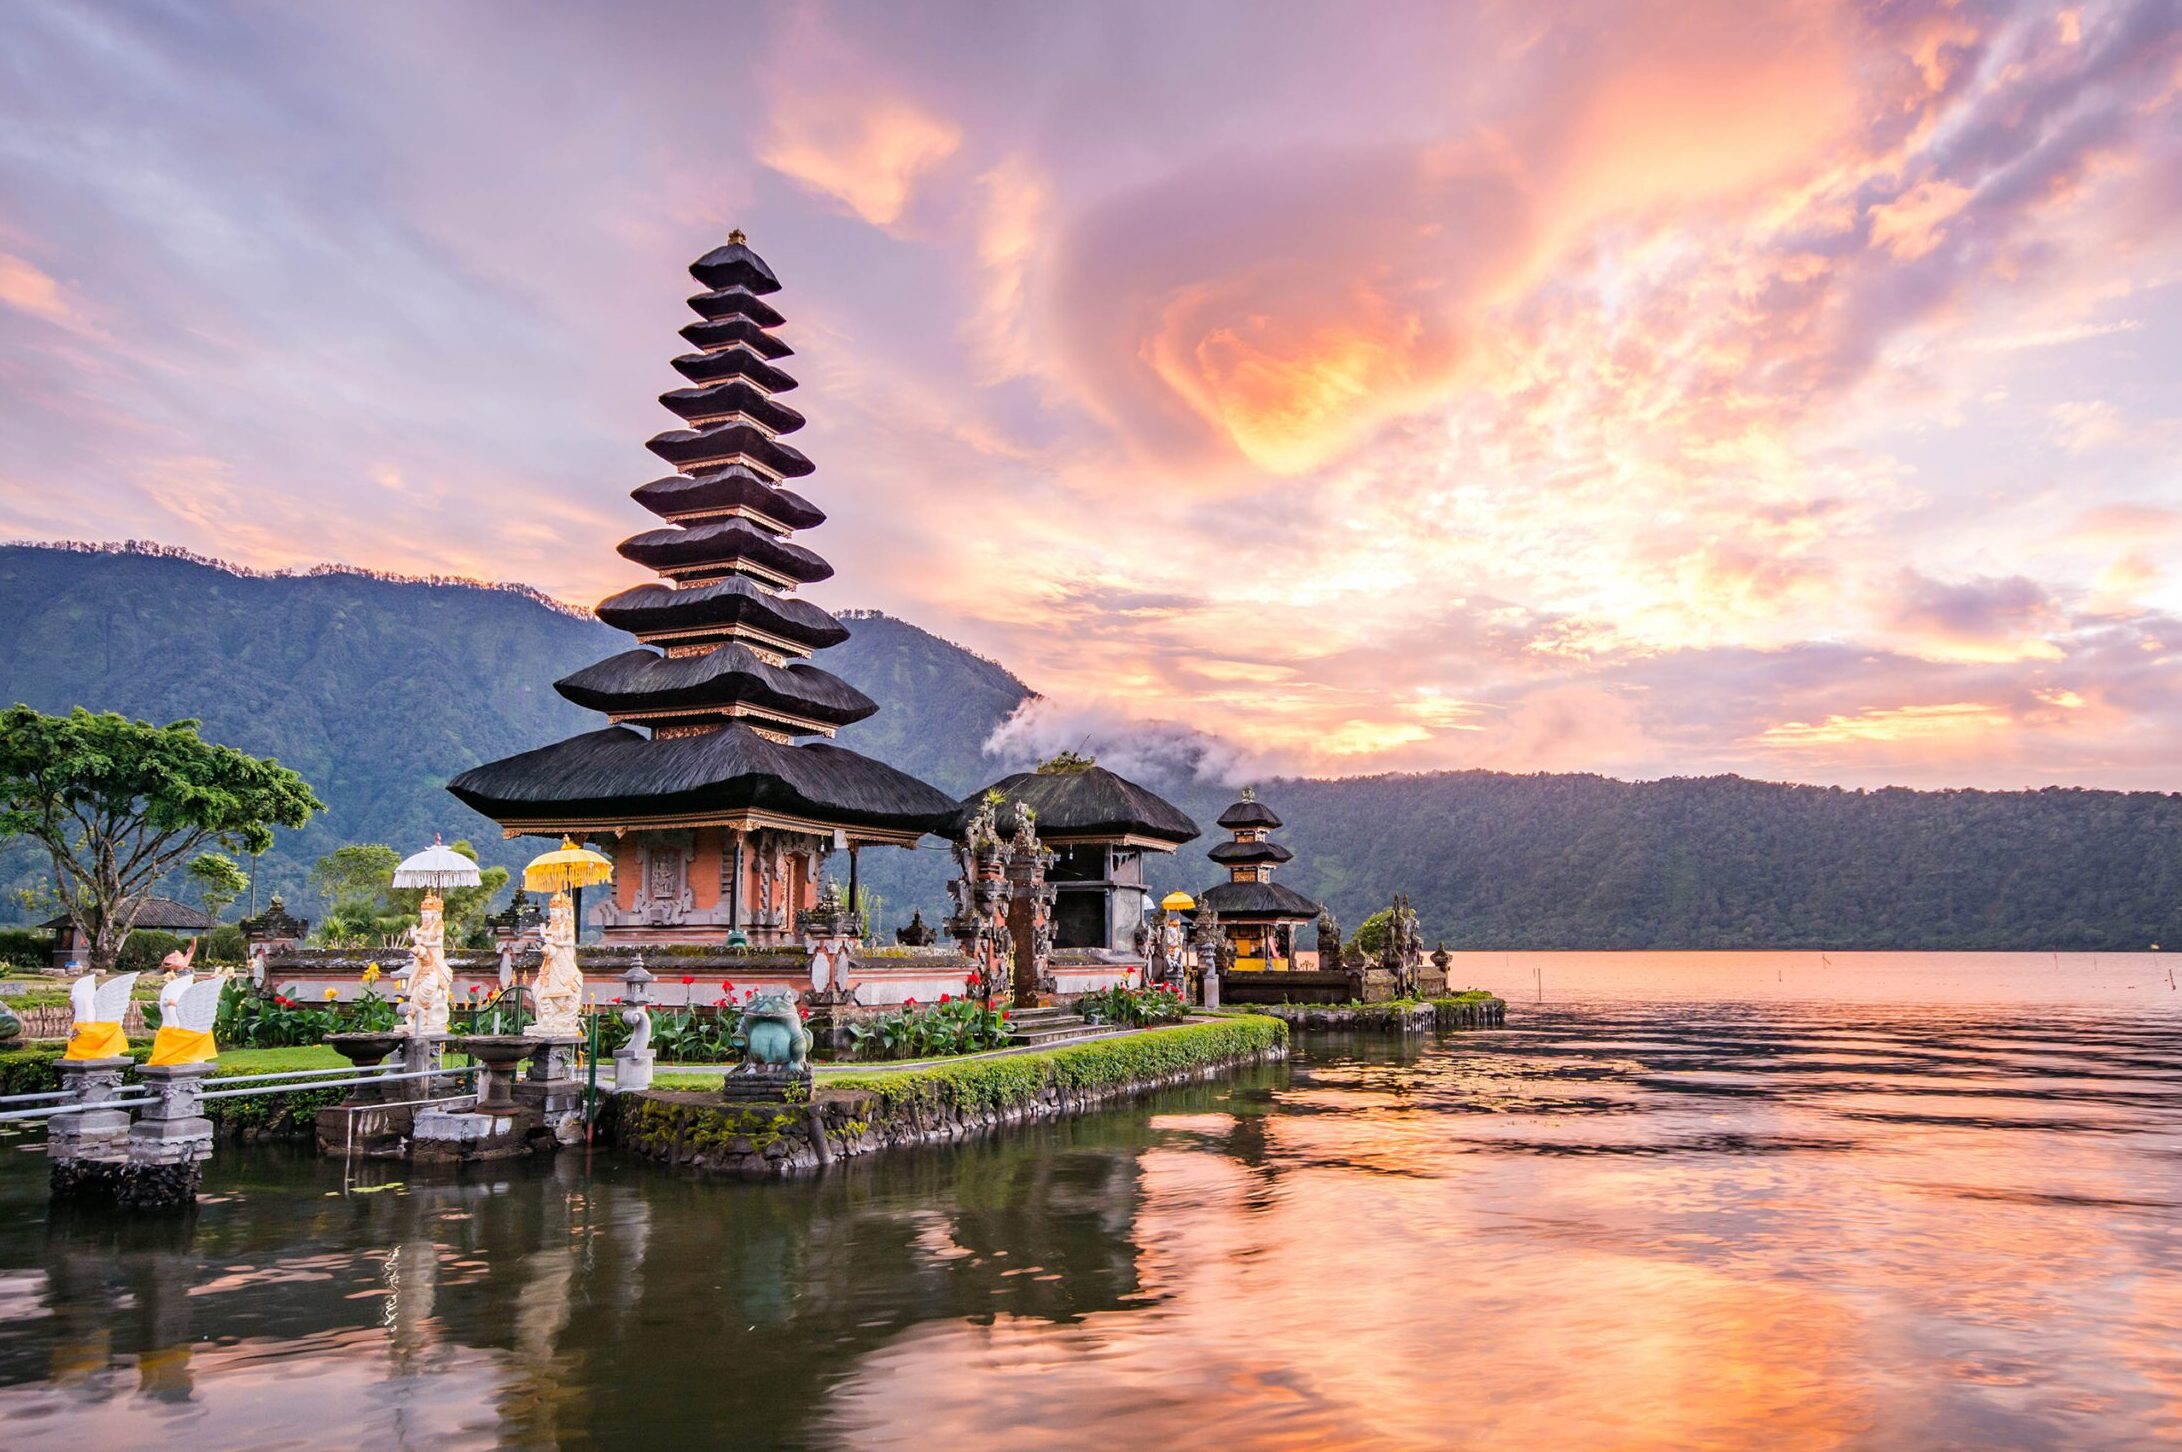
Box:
393 836 484 893
1160 891 1197 913
523 838 615 895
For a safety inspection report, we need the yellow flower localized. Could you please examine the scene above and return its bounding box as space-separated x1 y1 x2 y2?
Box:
362 963 381 984
323 987 340 1001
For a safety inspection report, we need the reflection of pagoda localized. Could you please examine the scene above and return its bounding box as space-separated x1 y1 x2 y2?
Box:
450 232 954 944
1200 788 1320 969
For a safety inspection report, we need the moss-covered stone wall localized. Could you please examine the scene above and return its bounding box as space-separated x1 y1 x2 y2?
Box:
608 1015 1289 1178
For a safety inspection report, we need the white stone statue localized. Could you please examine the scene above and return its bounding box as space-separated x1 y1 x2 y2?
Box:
407 894 453 1037
527 891 583 1038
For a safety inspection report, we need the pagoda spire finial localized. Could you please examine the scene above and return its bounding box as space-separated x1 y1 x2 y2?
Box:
728 227 747 245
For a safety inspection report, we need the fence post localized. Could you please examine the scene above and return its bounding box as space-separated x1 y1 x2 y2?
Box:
122 1063 216 1210
48 1055 136 1203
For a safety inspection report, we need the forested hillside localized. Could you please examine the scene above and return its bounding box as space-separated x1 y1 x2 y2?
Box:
3 542 2177 950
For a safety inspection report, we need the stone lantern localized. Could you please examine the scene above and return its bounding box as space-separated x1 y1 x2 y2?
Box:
615 955 656 1092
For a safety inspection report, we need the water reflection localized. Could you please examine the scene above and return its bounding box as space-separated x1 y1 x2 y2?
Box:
2 963 2181 1448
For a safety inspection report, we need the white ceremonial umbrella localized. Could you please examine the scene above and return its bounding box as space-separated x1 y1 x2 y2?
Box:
393 836 484 892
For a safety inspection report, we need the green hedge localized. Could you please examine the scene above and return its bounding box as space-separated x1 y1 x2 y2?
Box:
0 1043 350 1136
0 928 52 970
823 1016 1286 1117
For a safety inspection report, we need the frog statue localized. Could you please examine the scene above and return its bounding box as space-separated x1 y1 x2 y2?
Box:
730 989 813 1077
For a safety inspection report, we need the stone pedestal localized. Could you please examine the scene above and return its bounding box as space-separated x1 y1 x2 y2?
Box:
411 1035 557 1163
721 1063 813 1104
48 1056 135 1202
516 1037 586 1144
122 1063 216 1210
318 1031 413 1158
613 1046 656 1093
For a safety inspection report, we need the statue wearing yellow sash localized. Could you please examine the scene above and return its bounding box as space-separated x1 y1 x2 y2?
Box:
148 970 229 1066
64 971 140 1061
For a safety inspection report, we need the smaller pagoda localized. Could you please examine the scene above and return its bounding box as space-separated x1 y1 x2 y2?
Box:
1199 788 1320 970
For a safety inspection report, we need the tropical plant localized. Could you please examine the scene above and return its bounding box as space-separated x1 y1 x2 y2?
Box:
152 978 404 1048
845 996 1010 1061
1077 982 1189 1027
1352 907 1394 960
0 706 322 974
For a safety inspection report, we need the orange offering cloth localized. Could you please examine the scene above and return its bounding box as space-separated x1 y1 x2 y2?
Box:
63 1021 128 1061
146 1026 216 1067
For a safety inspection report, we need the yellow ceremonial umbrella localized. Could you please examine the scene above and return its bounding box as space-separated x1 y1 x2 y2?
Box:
1160 891 1196 913
524 838 615 895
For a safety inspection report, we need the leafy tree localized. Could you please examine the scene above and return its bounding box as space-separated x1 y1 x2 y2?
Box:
309 843 407 946
1352 907 1393 960
188 851 250 920
0 706 322 974
312 840 509 948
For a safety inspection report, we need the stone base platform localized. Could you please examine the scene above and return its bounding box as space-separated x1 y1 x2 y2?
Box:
410 1108 557 1164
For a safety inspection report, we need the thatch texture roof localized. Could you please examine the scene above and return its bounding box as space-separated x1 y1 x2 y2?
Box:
1200 879 1321 919
555 645 876 727
657 381 806 435
685 287 785 327
448 725 957 835
1217 797 1283 829
953 765 1199 846
616 517 832 583
629 468 824 529
666 349 798 396
677 315 793 360
645 420 813 477
594 575 848 650
689 239 781 294
42 896 217 933
1209 838 1293 866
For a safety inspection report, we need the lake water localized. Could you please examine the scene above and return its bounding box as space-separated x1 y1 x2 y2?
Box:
2 952 2180 1449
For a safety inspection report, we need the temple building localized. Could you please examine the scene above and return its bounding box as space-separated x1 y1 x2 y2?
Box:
449 232 956 945
1200 788 1321 970
953 755 1198 954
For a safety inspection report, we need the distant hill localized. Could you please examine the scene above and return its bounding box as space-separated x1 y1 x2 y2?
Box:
3 541 2178 950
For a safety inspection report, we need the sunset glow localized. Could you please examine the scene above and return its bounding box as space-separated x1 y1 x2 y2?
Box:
3 1 2179 788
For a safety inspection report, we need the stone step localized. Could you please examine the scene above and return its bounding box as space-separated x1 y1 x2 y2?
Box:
1007 1017 1108 1048
1004 1007 1078 1024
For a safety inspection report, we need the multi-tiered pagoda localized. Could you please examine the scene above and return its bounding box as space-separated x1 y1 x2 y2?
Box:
1200 787 1321 969
450 232 956 945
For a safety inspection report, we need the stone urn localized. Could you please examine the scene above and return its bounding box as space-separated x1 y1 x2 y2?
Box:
455 1035 538 1114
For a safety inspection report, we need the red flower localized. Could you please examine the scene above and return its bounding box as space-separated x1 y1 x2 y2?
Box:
721 980 734 992
609 996 623 1004
964 972 977 987
939 993 952 1004
796 1004 809 1020
681 974 695 986
468 984 483 996
716 995 731 1006
905 996 917 1007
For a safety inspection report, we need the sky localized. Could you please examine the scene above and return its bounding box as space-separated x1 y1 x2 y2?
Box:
3 1 2181 792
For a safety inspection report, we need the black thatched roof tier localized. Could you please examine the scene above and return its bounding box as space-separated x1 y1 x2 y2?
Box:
689 239 781 294
1200 879 1321 919
646 423 815 479
686 287 785 327
1217 797 1283 829
658 381 806 435
952 766 1199 846
617 517 832 583
1209 838 1293 866
669 348 797 394
555 645 877 728
594 576 849 650
448 725 955 836
40 895 216 933
678 316 793 360
630 468 825 530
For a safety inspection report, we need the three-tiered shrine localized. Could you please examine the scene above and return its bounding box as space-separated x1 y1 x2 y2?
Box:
1200 788 1321 969
450 232 955 945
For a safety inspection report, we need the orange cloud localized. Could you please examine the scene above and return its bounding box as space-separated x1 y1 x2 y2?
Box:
1754 702 2012 747
0 251 88 331
758 98 962 228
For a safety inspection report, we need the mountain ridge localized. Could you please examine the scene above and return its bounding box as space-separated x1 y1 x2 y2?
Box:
2 541 2177 950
